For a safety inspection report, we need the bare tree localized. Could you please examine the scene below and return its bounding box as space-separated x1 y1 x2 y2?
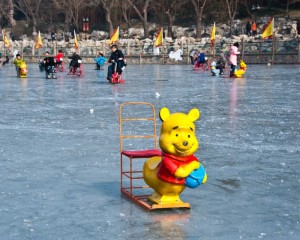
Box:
87 0 116 36
100 0 115 36
7 0 16 27
54 0 87 32
126 0 151 38
13 0 42 33
287 0 300 17
190 0 207 39
239 0 252 17
225 0 239 37
122 1 131 28
153 0 188 38
0 0 16 28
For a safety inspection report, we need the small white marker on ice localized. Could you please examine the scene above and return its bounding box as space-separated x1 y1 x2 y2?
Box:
267 63 271 66
155 92 160 98
90 109 94 114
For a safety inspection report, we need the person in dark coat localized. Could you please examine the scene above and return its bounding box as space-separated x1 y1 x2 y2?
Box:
246 21 251 36
44 51 56 73
44 51 56 78
107 45 126 81
68 52 82 68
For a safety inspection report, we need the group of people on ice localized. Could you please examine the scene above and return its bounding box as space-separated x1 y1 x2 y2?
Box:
190 41 244 77
10 44 126 82
9 41 245 79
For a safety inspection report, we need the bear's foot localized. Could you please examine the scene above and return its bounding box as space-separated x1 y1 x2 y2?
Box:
147 191 184 205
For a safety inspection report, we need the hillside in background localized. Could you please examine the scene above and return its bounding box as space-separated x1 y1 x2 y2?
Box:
0 0 300 39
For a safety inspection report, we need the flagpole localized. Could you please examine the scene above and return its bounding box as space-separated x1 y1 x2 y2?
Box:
4 39 6 59
2 30 6 59
241 36 245 60
211 23 216 58
271 18 275 64
271 31 275 64
213 23 215 57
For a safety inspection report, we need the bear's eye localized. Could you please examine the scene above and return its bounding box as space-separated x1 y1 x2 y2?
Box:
176 134 178 137
188 135 190 138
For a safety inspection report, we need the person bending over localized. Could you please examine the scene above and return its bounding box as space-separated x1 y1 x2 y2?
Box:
68 52 82 69
94 52 107 70
196 50 206 64
216 55 226 75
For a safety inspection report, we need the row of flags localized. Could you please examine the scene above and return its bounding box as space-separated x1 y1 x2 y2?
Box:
109 26 163 47
1 19 274 52
95 18 274 48
210 18 274 46
1 30 78 51
110 19 273 48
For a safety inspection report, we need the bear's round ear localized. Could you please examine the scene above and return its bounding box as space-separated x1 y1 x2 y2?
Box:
159 107 170 122
188 108 200 122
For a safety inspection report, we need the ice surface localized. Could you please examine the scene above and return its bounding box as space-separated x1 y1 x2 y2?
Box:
0 63 299 239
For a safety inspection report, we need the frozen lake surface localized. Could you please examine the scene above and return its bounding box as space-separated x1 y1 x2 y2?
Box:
0 63 299 240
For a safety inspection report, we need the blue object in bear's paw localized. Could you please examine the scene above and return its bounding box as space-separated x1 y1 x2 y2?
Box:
185 165 206 189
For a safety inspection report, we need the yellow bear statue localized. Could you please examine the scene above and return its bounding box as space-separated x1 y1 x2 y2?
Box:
19 61 28 78
234 60 247 78
143 107 207 205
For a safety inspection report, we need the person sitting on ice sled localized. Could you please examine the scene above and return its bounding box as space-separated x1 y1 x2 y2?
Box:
54 49 64 66
94 52 106 70
44 51 56 79
107 45 126 82
197 50 206 64
214 55 226 75
68 52 82 69
13 54 25 75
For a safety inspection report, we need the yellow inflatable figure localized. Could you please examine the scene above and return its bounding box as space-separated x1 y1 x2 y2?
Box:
143 108 207 205
19 62 28 78
234 60 247 78
14 54 28 78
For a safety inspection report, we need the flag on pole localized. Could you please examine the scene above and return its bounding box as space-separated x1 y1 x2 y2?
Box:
155 27 163 47
74 30 79 49
2 30 10 50
35 31 43 49
262 18 274 39
211 23 216 47
109 26 119 45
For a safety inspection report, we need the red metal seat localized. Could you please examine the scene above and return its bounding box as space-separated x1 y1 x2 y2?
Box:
121 149 162 158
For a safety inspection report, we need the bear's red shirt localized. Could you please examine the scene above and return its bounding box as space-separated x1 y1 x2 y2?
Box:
157 152 198 184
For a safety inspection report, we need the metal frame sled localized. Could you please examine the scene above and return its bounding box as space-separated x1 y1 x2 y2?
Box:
119 102 190 211
110 62 125 84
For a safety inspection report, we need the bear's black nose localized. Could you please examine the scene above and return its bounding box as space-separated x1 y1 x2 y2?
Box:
183 141 188 146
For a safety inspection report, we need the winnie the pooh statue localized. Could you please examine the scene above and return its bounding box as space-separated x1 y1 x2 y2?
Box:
143 107 207 205
233 60 247 78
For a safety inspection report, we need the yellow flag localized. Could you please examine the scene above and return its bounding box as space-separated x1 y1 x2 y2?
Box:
262 18 274 39
35 31 43 49
2 30 10 49
211 23 216 47
109 27 119 45
155 28 163 47
74 30 79 49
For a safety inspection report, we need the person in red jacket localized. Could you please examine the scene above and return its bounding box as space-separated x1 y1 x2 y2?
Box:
54 50 64 64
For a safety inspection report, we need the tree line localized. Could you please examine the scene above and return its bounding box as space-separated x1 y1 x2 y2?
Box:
0 0 299 38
